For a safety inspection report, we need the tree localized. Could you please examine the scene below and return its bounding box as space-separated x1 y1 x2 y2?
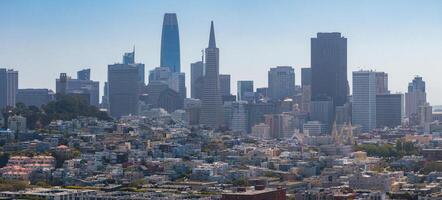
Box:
1 95 112 130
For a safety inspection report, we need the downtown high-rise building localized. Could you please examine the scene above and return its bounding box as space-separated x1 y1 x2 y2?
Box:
0 68 18 109
0 69 6 109
268 66 295 101
237 80 254 101
200 21 224 128
230 101 248 133
375 72 389 94
160 13 180 73
191 61 204 99
311 33 348 107
301 68 312 87
405 76 427 119
352 70 377 132
376 93 403 128
77 68 91 81
108 64 140 118
169 72 186 99
101 82 109 110
56 70 100 107
6 69 18 108
219 74 231 96
301 68 312 113
123 48 145 85
149 67 186 99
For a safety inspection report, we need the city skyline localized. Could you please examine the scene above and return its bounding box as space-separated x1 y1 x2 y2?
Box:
1 0 442 103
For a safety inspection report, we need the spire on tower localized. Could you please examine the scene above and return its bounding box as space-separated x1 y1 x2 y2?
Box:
133 45 136 61
208 21 216 48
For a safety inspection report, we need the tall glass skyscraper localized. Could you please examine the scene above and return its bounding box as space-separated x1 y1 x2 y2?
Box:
160 13 181 73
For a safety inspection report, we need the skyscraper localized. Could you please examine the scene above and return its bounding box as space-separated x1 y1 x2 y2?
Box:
237 81 254 101
301 68 312 113
149 67 186 99
6 69 18 107
268 66 295 100
376 93 403 128
101 82 109 110
191 61 204 99
169 72 186 99
123 48 145 85
375 72 389 94
108 64 140 118
123 47 135 65
160 13 180 73
77 68 91 80
219 74 231 96
149 67 172 84
230 101 248 133
56 72 100 107
311 33 348 107
0 69 8 109
200 21 224 128
309 100 334 132
301 68 312 87
352 70 377 132
405 76 427 118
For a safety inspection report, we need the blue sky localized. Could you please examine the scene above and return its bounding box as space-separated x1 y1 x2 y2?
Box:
1 0 442 103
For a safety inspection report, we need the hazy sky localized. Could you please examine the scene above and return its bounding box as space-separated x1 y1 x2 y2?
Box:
1 0 442 103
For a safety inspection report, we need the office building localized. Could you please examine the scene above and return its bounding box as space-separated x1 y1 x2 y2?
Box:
405 76 427 118
184 98 201 125
6 69 18 108
149 67 185 100
223 102 233 128
169 72 186 99
219 74 231 96
145 82 169 107
200 21 224 128
149 67 171 84
264 114 284 139
303 121 328 136
247 102 276 132
237 80 254 101
77 68 90 80
56 73 100 107
101 82 109 110
122 48 145 85
256 87 268 100
0 69 6 109
375 72 389 94
123 47 135 65
230 101 248 133
352 70 377 132
309 99 334 132
311 32 348 107
160 13 181 73
16 89 55 107
301 68 312 87
268 66 295 100
191 61 204 99
0 69 19 109
419 102 432 133
252 123 271 139
376 93 403 128
108 64 140 118
335 102 352 125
